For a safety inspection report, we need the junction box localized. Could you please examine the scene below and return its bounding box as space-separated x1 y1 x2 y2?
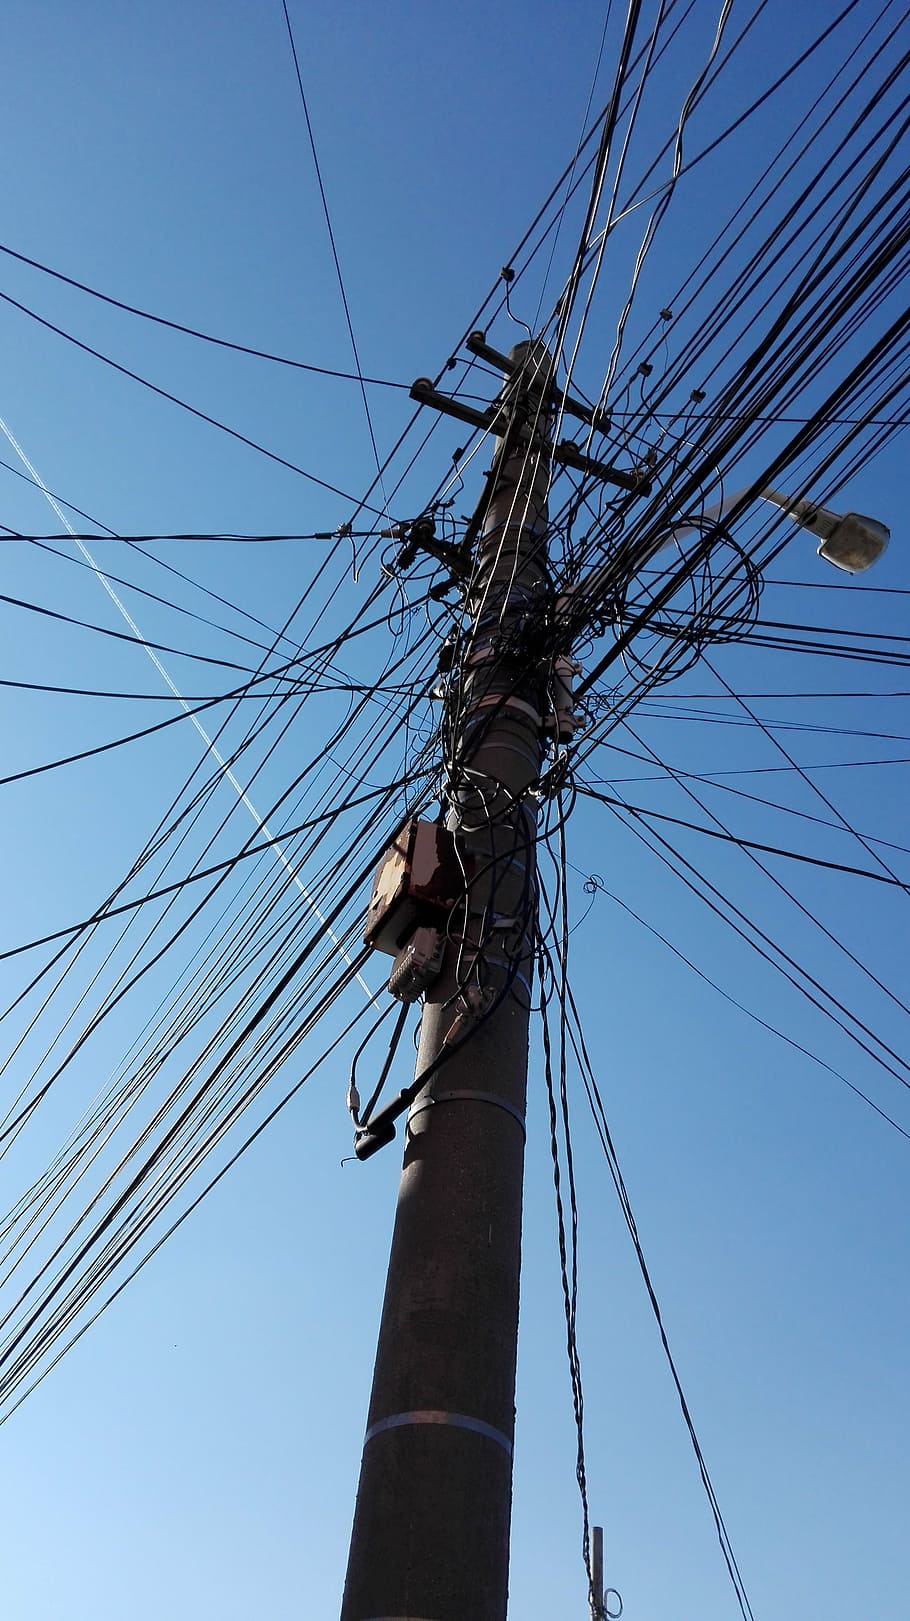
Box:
364 819 467 956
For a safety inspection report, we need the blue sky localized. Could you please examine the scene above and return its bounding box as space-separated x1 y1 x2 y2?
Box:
0 4 908 1618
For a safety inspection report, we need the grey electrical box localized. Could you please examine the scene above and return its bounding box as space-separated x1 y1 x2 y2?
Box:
387 926 446 1002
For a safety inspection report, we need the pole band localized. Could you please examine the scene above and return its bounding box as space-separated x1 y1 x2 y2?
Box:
468 692 543 725
407 1089 526 1138
364 1409 513 1457
479 517 544 543
452 954 533 1003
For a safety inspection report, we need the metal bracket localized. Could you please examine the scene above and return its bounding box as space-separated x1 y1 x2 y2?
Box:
466 329 615 435
410 378 650 494
394 513 471 579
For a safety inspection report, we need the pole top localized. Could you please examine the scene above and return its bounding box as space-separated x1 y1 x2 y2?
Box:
506 336 554 388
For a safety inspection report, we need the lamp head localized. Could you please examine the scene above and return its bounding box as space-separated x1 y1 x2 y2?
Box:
816 511 890 573
761 488 890 573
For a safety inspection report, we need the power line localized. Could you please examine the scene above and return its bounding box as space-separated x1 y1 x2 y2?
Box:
0 289 382 512
0 453 116 532
556 958 758 1621
0 777 421 966
571 865 910 1143
576 783 910 888
0 240 411 389
0 529 379 543
280 0 390 518
592 781 910 1093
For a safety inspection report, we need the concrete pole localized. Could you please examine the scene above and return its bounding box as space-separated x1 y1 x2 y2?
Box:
341 342 553 1621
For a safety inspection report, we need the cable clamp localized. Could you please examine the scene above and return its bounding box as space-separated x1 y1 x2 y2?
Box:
443 983 496 1044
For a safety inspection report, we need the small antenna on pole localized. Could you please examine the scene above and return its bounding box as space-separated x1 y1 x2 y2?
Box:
590 1525 623 1621
591 1525 604 1620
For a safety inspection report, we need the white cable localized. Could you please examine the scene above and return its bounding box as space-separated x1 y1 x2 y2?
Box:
0 413 380 1005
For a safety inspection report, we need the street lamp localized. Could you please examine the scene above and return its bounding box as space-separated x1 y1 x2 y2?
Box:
758 486 890 573
560 483 890 622
664 484 890 574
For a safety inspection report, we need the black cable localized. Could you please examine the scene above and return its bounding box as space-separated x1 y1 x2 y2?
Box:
576 784 910 888
0 240 410 388
0 778 418 967
0 453 116 532
351 1001 411 1127
573 866 910 1143
603 700 910 1036
557 963 757 1621
2 529 380 543
0 288 382 513
280 0 388 509
0 585 265 672
538 801 596 1610
0 987 379 1423
594 785 910 1093
0 671 298 789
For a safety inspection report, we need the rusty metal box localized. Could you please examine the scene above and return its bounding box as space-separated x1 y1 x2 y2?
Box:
364 819 466 955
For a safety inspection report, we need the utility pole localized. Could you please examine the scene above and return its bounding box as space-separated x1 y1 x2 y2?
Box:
341 341 555 1621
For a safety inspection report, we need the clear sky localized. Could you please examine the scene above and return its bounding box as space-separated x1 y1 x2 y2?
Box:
0 4 908 1618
